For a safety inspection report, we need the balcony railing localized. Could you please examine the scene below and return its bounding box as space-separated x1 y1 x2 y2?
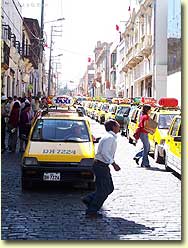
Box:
11 34 16 47
1 41 10 69
22 44 40 69
1 24 11 44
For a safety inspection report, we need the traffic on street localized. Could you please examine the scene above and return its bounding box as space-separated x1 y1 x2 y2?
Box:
1 0 181 241
1 110 181 240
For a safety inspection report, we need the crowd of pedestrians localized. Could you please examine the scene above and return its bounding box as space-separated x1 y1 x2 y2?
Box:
1 95 48 154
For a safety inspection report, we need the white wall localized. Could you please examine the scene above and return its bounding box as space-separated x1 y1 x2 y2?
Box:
167 71 181 107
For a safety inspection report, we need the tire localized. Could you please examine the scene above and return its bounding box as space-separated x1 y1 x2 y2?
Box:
164 153 171 172
154 144 165 164
127 130 134 144
121 130 125 136
21 177 33 190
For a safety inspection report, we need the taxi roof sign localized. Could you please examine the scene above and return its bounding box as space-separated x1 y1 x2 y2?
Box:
158 98 178 107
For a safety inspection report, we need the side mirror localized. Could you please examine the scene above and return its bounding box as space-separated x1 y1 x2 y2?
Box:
174 136 181 142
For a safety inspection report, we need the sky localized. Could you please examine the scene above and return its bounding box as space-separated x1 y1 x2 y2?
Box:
19 0 134 88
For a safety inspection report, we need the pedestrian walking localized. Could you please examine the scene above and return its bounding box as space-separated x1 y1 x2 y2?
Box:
1 96 9 153
31 96 40 115
82 119 121 219
19 102 32 152
7 102 20 153
133 104 154 168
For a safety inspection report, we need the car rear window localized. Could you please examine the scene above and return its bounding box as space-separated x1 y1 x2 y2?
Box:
117 106 130 115
31 119 90 142
158 114 176 129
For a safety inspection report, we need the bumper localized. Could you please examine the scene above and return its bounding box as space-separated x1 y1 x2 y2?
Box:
22 165 95 184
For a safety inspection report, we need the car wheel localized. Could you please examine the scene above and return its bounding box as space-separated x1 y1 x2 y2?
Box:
154 144 164 164
164 153 171 172
127 131 133 144
21 177 33 190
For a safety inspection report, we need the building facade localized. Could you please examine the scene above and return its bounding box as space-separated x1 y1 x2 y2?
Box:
1 0 44 98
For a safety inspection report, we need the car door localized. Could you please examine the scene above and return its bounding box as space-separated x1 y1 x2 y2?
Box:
148 113 157 152
166 117 181 172
128 108 140 140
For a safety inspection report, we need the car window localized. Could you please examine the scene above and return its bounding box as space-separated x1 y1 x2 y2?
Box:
31 119 90 142
178 124 181 136
117 106 130 115
102 104 109 111
130 109 137 122
158 114 176 129
170 118 181 136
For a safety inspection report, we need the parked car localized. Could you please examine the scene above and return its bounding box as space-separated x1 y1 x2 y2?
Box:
148 98 180 163
164 115 181 176
114 104 131 136
148 106 180 163
21 107 99 190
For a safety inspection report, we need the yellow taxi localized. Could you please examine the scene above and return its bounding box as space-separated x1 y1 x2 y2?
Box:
105 104 118 121
21 107 98 190
127 97 157 144
127 106 142 145
86 101 94 117
97 102 109 124
114 104 131 135
164 115 181 176
148 98 180 163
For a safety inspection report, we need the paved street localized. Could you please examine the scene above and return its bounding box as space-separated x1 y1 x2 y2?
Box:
1 119 181 240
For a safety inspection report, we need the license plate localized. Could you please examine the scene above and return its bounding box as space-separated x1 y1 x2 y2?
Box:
43 173 61 181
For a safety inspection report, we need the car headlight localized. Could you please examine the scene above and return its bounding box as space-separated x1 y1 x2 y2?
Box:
80 158 94 167
160 139 165 145
23 157 38 166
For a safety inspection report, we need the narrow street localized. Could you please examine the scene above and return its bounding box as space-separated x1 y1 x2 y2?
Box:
1 119 181 240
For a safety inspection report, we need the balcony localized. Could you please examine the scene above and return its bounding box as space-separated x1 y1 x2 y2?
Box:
1 24 11 46
1 41 10 71
123 45 144 71
22 44 40 69
11 34 16 47
138 34 152 57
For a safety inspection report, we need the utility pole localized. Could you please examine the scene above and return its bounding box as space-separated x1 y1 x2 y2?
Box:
40 0 44 62
47 26 53 97
39 0 45 97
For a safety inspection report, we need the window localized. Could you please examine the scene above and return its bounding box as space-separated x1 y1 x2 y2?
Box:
31 119 90 142
170 118 181 136
131 86 133 98
117 106 130 116
141 81 143 96
158 114 176 129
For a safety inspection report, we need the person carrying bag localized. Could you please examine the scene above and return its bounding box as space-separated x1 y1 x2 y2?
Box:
133 104 157 168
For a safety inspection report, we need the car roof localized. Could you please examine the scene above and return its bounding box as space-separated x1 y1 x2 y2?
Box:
37 107 87 120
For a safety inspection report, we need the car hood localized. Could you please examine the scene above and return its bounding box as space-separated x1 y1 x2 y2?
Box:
26 141 95 162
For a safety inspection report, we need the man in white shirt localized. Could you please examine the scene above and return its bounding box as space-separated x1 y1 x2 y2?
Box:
82 119 121 219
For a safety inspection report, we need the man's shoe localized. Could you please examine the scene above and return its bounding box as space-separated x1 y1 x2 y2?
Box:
133 157 139 165
141 164 151 168
85 212 103 219
81 197 90 207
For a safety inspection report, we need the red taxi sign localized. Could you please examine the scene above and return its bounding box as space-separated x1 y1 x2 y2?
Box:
158 98 178 107
141 97 157 107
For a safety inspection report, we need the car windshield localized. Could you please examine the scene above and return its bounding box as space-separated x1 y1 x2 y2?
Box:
102 104 109 111
31 119 90 142
158 114 176 129
117 106 130 115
